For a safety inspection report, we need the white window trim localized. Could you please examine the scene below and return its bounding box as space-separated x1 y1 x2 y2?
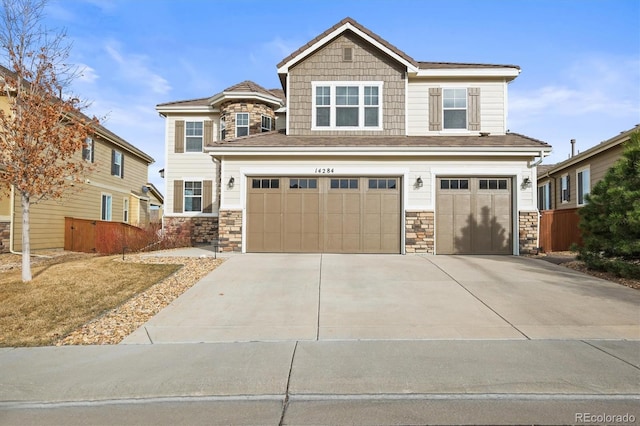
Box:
220 117 226 140
184 180 203 213
83 137 93 162
261 115 272 132
113 150 123 178
442 87 468 131
560 174 569 203
101 193 112 221
538 182 551 210
577 166 591 206
185 121 204 153
236 113 249 138
123 198 129 223
311 81 383 131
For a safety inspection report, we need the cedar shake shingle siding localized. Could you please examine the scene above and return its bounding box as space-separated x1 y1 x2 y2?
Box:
288 32 406 136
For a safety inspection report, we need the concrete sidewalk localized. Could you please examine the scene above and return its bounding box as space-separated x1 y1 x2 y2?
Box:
1 340 638 425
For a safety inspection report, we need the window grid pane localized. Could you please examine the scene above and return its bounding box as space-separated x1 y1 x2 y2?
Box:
336 107 358 126
316 86 330 105
336 86 359 105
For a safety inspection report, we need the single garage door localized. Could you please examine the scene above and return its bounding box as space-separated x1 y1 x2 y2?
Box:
436 177 512 254
247 176 401 253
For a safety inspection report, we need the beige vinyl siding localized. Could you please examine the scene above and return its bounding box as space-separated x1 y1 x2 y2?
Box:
12 137 152 251
407 80 507 136
165 114 219 216
0 182 11 218
287 32 406 136
547 144 624 210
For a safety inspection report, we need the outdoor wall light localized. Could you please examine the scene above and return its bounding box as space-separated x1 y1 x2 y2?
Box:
228 176 235 188
416 176 423 188
159 168 165 179
522 177 532 188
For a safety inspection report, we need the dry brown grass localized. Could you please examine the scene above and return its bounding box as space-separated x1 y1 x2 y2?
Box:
0 254 180 347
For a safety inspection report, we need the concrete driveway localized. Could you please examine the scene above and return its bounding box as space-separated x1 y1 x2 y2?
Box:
122 254 640 344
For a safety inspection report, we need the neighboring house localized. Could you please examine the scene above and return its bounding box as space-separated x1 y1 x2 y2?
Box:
0 69 163 252
158 17 551 255
536 125 639 251
537 125 639 211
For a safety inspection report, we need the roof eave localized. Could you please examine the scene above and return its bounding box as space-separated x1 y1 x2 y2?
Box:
277 21 418 75
205 145 551 156
156 105 219 114
413 68 521 79
209 91 283 108
542 126 639 175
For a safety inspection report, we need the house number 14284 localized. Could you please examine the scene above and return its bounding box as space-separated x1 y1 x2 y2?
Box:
314 168 335 174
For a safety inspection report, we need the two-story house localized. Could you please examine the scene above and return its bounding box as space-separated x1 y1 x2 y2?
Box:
0 65 163 252
536 125 639 251
158 17 551 255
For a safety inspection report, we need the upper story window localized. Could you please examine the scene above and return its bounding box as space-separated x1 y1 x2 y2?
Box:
236 113 249 137
220 118 226 140
577 167 590 206
443 88 467 129
538 182 551 210
261 115 272 132
111 150 123 178
560 174 570 203
312 81 383 130
82 137 93 162
185 121 203 152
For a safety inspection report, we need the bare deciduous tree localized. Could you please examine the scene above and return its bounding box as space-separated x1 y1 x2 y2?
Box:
0 0 97 281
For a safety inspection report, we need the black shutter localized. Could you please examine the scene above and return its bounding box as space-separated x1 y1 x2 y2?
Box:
120 154 124 179
111 149 116 175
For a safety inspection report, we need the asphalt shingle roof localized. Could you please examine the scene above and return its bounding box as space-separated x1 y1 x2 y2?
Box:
208 130 550 149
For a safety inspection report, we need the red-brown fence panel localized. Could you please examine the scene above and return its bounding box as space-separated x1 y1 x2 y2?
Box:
65 217 151 254
539 208 583 252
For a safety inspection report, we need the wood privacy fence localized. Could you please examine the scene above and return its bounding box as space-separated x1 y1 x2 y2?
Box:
64 217 150 254
539 208 583 252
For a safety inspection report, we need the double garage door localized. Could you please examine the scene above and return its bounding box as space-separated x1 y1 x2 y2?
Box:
436 177 513 254
247 176 401 253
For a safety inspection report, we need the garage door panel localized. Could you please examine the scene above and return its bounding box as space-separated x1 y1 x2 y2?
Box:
437 177 513 255
247 176 400 254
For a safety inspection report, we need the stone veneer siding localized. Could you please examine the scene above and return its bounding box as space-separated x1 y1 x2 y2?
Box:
519 211 539 254
220 101 275 140
405 211 434 254
0 221 10 253
218 210 242 252
164 216 219 246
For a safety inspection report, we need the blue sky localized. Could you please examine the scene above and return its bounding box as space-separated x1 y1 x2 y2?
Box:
43 0 640 193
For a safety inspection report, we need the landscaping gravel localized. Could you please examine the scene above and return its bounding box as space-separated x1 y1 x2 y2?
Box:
55 254 225 346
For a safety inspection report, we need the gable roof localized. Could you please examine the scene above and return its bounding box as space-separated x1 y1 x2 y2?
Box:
277 17 419 75
537 124 640 178
276 18 521 86
157 80 285 113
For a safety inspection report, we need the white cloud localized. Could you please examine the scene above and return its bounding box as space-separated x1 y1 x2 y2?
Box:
104 40 171 95
265 37 301 59
510 54 640 123
76 64 98 83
